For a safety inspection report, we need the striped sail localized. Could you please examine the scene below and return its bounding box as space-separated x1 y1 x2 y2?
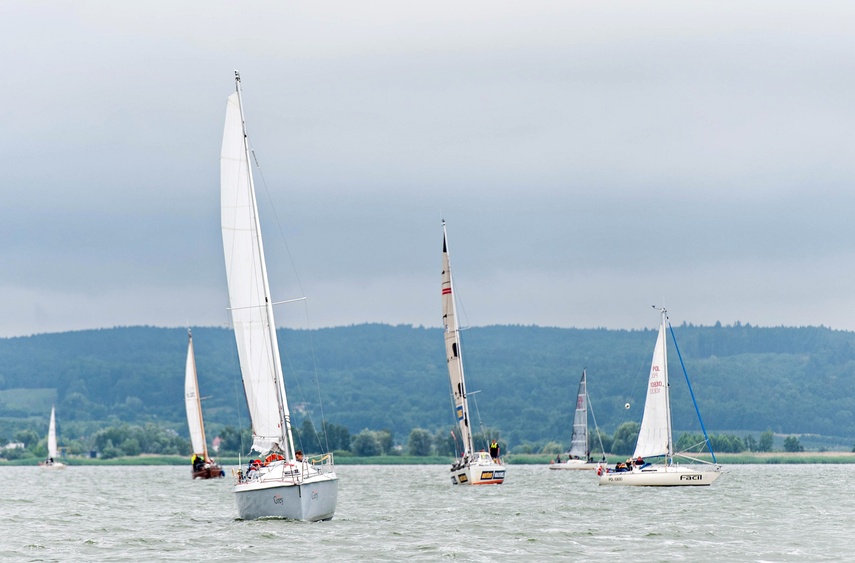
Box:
441 223 474 457
221 90 290 456
633 312 672 459
567 370 588 458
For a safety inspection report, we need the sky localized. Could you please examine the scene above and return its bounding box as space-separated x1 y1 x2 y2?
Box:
2 1 855 338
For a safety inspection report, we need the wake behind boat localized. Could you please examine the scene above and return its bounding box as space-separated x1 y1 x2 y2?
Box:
221 72 337 520
442 221 505 486
38 406 65 470
185 329 225 479
549 369 606 470
599 308 722 487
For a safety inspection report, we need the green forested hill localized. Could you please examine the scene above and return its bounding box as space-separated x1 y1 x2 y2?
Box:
1 323 853 448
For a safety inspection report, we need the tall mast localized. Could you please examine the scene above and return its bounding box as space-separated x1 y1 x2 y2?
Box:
659 307 673 461
442 220 474 456
232 71 295 458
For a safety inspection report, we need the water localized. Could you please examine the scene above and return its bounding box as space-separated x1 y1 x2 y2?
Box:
1 464 852 561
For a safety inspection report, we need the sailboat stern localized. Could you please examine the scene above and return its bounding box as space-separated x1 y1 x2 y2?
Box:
235 473 338 521
450 453 506 485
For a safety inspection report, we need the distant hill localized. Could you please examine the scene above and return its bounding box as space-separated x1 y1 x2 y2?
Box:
1 323 854 448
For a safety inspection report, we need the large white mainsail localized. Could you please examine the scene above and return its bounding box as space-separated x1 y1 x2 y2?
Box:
184 330 207 458
632 314 672 460
221 85 293 459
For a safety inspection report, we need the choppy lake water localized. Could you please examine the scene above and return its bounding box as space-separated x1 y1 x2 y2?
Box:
1 464 852 561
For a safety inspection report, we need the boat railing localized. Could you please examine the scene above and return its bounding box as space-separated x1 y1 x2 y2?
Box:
307 452 336 476
233 452 336 485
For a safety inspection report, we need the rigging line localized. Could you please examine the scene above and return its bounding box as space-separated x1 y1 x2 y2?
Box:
468 391 489 451
299 298 331 454
586 388 607 460
247 137 309 300
668 321 717 465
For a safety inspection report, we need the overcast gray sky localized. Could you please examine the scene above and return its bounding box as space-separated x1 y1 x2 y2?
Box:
2 1 854 337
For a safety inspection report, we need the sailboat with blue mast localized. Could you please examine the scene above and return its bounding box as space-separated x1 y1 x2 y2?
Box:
599 307 722 486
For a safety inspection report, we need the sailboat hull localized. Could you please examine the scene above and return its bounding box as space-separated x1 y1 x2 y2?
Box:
192 464 225 479
38 462 66 470
599 465 722 486
450 456 506 485
234 475 338 520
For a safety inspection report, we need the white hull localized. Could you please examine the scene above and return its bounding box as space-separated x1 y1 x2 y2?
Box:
450 455 506 485
39 462 66 470
549 460 599 471
599 465 722 486
235 459 338 520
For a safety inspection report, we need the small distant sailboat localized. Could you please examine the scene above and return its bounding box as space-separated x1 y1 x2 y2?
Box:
441 221 506 485
39 406 65 470
185 329 225 479
221 71 337 520
599 307 723 486
549 369 606 470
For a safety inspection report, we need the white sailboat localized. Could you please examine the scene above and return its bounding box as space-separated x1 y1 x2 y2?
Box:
39 406 65 470
442 221 506 485
221 71 337 520
185 329 225 479
599 307 722 486
549 369 606 470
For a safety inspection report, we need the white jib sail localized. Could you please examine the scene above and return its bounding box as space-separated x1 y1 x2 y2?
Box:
184 331 207 456
221 90 289 456
568 371 588 458
633 314 671 459
47 406 57 459
441 224 474 457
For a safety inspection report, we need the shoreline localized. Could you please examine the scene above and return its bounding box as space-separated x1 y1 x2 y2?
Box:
4 451 855 466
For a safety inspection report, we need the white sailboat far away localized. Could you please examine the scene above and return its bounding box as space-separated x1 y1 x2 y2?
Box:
599 307 723 486
442 221 506 486
185 329 225 479
549 369 607 470
221 71 337 520
39 406 65 470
